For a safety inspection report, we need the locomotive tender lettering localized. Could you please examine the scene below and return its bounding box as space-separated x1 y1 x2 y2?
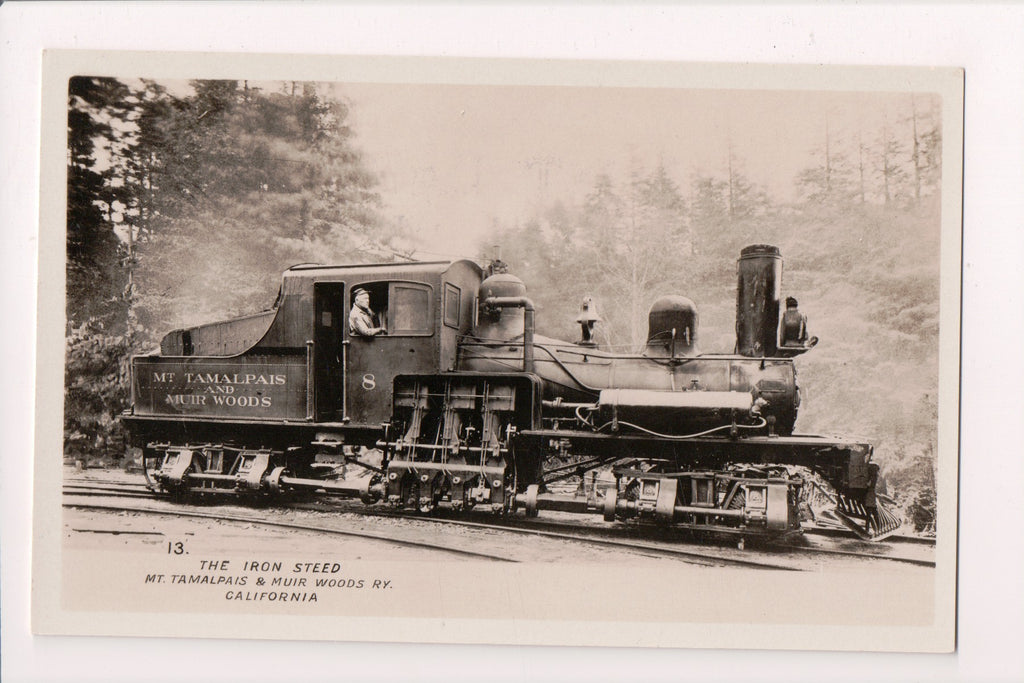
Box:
164 393 272 407
151 371 290 410
210 395 272 407
183 372 286 385
165 394 206 406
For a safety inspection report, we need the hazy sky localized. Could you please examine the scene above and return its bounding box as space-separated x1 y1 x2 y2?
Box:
158 79 933 259
332 82 929 258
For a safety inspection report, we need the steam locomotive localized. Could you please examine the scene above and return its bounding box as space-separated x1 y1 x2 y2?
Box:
123 245 901 542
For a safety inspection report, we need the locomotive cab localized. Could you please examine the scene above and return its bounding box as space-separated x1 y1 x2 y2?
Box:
299 261 484 426
343 278 449 424
125 259 484 442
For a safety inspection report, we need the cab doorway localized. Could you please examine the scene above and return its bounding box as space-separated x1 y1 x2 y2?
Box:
313 282 346 422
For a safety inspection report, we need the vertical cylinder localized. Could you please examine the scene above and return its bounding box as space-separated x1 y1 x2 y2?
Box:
523 306 535 374
735 244 782 357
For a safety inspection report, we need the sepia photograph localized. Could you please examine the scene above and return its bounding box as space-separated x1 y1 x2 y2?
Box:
31 51 961 654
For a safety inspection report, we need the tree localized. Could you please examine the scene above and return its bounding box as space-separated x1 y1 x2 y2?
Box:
66 76 135 331
796 112 854 205
65 76 142 465
688 158 769 264
65 78 398 462
636 163 690 251
726 146 769 220
513 166 691 350
130 81 394 332
874 113 909 206
689 173 729 230
64 323 132 462
855 128 868 204
906 95 943 200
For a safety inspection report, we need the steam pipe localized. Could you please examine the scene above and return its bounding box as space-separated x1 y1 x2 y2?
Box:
483 296 535 373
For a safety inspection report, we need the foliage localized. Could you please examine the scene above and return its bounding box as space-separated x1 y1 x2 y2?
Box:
65 79 944 526
64 321 134 461
65 78 398 463
130 80 393 332
66 77 135 331
487 99 943 525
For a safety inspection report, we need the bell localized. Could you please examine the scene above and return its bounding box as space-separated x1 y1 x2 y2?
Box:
575 296 602 347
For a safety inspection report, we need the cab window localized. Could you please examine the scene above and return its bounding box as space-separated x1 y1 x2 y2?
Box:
348 281 434 337
349 282 389 336
390 283 432 335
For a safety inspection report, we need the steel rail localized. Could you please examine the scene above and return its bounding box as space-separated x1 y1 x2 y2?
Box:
63 485 159 499
290 500 802 571
63 484 794 569
776 543 936 568
64 478 151 488
62 500 519 563
64 482 154 493
423 518 803 570
63 478 933 567
803 525 936 546
492 513 936 568
63 490 158 500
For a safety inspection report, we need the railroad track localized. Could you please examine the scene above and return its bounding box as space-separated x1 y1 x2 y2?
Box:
63 482 158 499
774 542 936 568
290 496 937 569
62 499 520 563
307 502 803 571
64 489 795 569
65 477 150 486
62 477 935 570
804 524 936 546
63 483 796 569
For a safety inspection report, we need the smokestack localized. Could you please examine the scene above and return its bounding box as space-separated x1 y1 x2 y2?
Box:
735 244 782 357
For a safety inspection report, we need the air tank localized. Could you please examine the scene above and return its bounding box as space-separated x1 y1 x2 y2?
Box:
735 244 782 357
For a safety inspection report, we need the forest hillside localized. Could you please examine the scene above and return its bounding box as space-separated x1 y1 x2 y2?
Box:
65 79 943 530
485 130 942 530
65 78 408 465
